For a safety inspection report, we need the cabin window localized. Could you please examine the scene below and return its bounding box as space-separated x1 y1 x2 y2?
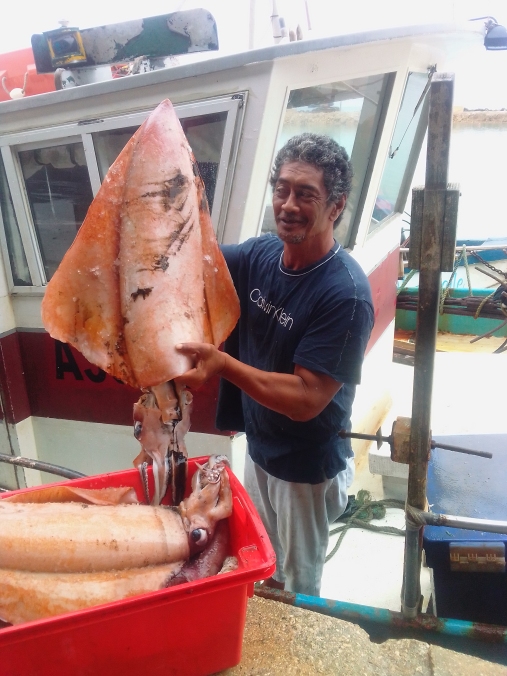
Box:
369 71 429 234
92 112 228 212
0 94 244 289
0 153 32 286
181 112 227 212
18 142 94 282
261 73 394 247
93 126 139 182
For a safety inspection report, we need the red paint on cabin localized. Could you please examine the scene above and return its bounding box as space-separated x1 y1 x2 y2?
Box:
10 331 228 435
0 48 55 102
0 331 31 425
365 246 399 354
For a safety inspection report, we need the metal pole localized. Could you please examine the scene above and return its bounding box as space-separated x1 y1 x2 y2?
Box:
408 506 507 535
249 0 256 49
255 587 507 644
402 73 455 619
431 440 492 458
338 429 493 459
0 453 86 481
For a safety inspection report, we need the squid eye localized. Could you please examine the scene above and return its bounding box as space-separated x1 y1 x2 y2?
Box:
191 528 207 546
134 422 142 440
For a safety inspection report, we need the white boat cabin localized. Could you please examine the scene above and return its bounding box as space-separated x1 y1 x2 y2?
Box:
0 22 485 488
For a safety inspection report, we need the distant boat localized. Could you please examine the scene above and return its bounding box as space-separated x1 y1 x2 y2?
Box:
396 236 507 355
455 237 507 264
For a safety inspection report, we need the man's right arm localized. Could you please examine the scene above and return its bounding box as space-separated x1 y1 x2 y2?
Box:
174 342 342 422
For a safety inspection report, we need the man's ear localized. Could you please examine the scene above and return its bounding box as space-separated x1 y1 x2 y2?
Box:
330 195 347 221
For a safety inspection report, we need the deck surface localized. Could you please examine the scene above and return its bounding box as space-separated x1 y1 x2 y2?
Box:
395 329 506 354
221 596 507 674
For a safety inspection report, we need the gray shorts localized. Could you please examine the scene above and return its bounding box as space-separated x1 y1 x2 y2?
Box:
244 452 353 596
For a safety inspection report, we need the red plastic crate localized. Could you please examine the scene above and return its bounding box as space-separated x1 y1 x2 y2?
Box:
0 457 276 676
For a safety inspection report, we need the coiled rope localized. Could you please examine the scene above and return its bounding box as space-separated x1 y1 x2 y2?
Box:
326 490 405 562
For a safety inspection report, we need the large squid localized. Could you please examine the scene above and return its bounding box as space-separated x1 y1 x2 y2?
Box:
0 456 233 625
41 99 240 505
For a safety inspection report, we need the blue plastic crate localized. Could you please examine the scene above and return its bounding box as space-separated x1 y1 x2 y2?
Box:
423 434 507 624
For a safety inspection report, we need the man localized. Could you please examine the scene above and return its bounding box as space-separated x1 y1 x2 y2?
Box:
175 133 374 596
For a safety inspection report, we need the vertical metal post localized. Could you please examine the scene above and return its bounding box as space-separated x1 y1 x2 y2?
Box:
402 73 454 618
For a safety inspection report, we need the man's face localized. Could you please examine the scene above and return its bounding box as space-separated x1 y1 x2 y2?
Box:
272 161 345 245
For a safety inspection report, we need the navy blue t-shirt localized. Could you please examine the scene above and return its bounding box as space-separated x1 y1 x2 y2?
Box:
216 234 374 484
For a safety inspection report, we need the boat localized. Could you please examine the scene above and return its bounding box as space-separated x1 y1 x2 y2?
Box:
0 8 506 663
457 237 507 264
394 101 507 354
396 236 507 357
2 10 485 487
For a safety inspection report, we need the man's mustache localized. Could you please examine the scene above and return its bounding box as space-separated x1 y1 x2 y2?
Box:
278 217 304 224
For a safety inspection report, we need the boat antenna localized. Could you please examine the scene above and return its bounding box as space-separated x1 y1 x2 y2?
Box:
271 0 287 42
305 0 312 31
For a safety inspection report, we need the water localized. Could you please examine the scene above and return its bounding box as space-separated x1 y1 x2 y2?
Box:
411 124 507 241
265 113 507 244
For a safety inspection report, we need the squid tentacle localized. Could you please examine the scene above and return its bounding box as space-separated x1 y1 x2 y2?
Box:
133 381 193 506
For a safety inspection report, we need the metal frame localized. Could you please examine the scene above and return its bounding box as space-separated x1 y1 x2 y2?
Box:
81 134 102 195
402 72 455 619
346 71 396 247
0 146 44 287
366 69 431 240
0 201 15 290
0 162 28 291
394 83 431 214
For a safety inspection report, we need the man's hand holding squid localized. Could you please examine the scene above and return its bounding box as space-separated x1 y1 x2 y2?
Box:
175 343 227 389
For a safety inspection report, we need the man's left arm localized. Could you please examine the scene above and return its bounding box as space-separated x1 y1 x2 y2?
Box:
294 295 374 388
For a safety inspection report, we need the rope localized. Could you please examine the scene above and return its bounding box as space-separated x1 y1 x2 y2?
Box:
406 504 428 528
474 289 496 320
397 268 417 296
439 245 473 315
462 246 473 296
398 245 473 310
326 490 405 562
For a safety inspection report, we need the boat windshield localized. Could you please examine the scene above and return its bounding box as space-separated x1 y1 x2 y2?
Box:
369 71 429 234
260 73 393 247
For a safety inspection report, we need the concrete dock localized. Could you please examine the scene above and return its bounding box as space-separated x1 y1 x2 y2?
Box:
222 596 506 675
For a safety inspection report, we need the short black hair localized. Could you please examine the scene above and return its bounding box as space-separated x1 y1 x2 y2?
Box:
270 133 353 202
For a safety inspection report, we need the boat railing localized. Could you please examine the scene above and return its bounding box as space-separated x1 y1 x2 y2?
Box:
400 243 507 253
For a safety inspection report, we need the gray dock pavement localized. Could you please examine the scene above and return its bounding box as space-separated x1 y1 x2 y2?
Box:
221 596 506 675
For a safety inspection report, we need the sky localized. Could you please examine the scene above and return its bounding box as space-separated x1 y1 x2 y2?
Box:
1 0 507 108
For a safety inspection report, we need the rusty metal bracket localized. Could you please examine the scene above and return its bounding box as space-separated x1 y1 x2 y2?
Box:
408 184 460 272
338 423 493 461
